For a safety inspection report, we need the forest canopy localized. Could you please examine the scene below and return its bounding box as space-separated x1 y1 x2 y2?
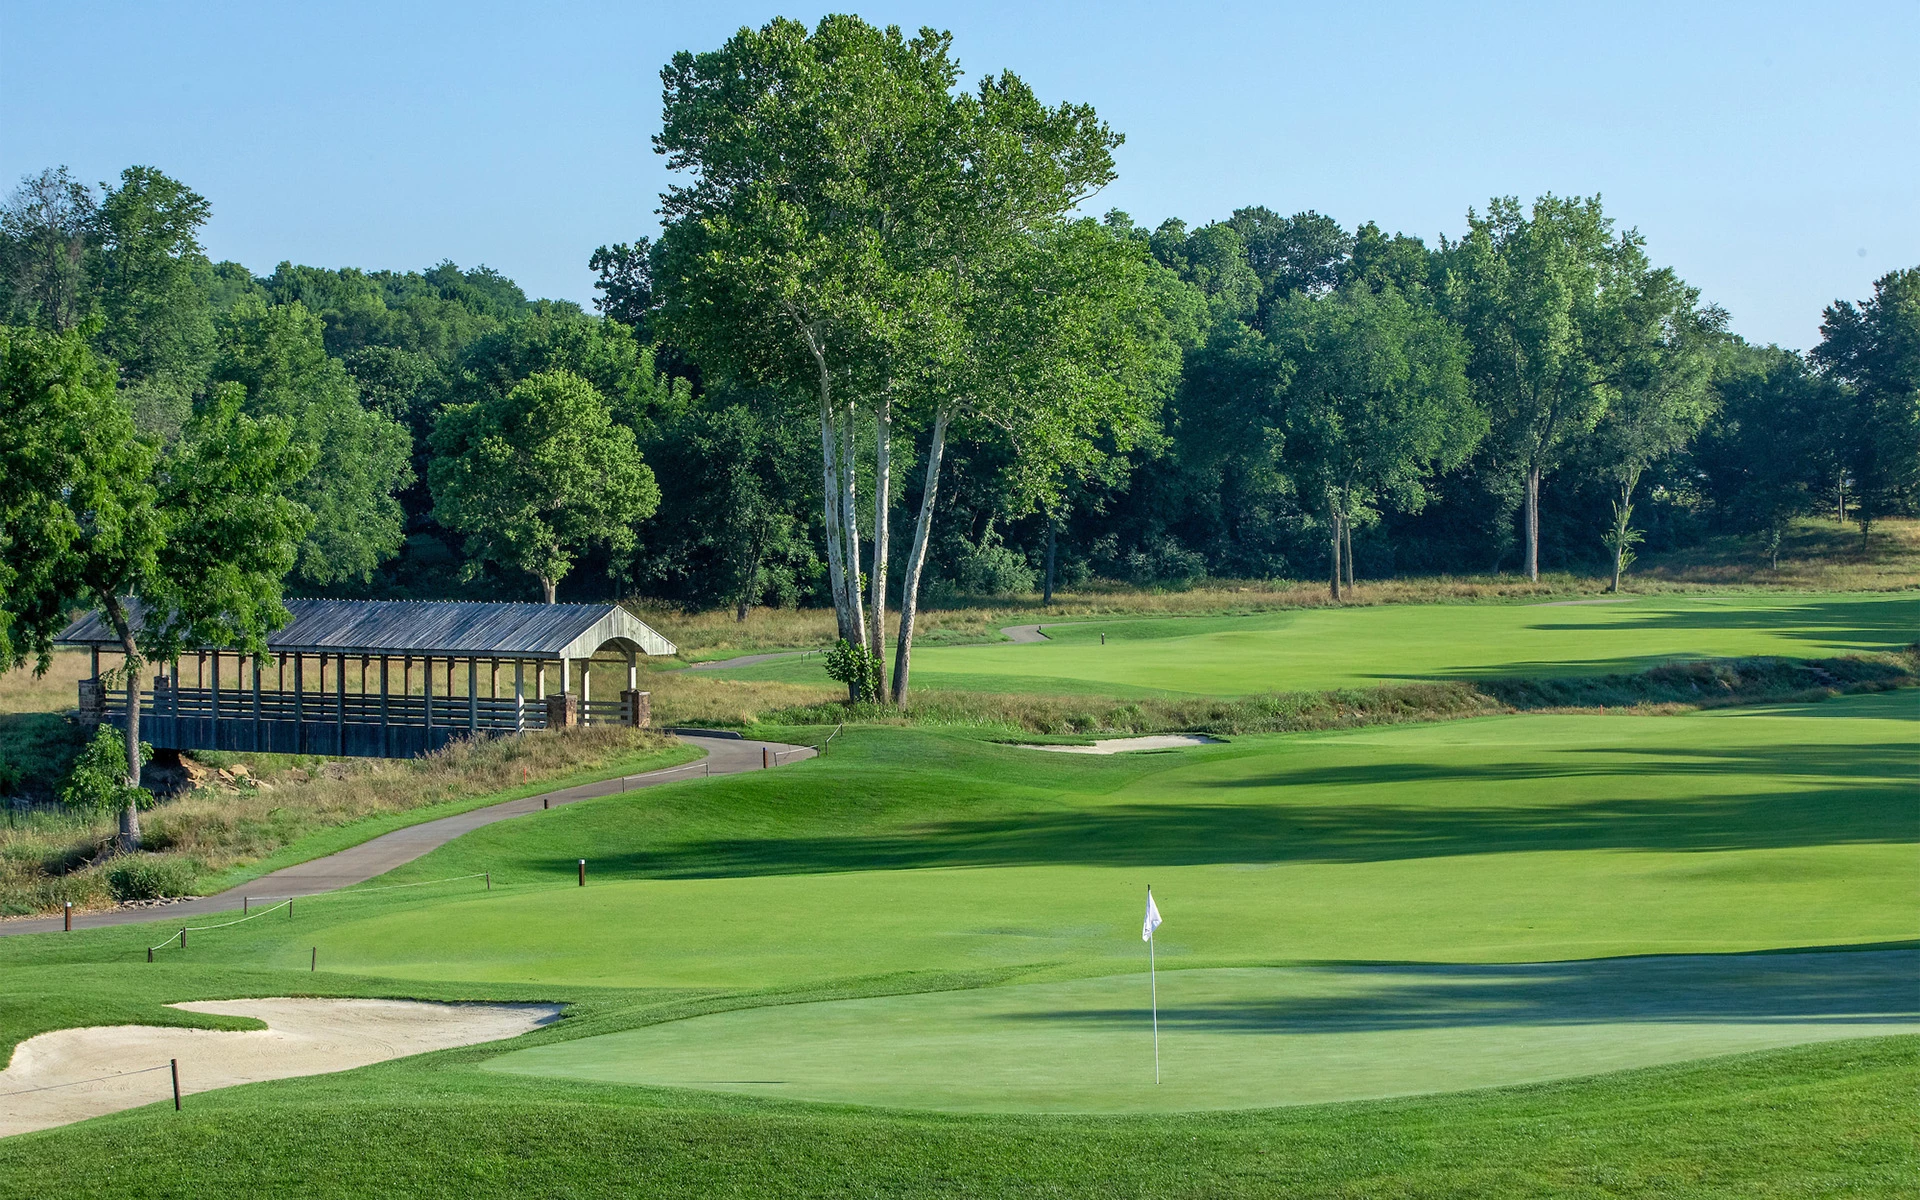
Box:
1 15 1913 648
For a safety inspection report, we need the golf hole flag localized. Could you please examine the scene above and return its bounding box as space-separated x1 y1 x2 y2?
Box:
1144 886 1161 1083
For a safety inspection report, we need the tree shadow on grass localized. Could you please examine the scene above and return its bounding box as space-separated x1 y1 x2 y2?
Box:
999 950 1920 1034
567 740 1915 879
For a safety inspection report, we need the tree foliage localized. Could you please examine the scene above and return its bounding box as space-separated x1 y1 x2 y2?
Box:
430 369 660 602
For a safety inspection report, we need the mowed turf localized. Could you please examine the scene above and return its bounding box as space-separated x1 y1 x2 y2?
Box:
487 952 1919 1112
717 592 1920 696
0 687 1915 1187
13 690 1902 1115
228 691 1917 992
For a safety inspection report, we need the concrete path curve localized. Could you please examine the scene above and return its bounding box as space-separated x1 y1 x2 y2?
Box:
999 624 1051 643
0 733 814 937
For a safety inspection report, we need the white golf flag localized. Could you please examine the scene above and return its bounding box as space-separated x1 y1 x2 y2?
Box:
1142 890 1162 941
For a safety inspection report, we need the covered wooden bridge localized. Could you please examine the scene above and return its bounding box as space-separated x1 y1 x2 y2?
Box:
56 600 677 759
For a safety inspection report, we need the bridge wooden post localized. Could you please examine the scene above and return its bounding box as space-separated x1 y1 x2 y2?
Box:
293 654 304 753
336 651 346 754
379 656 391 756
252 654 262 751
468 658 478 734
514 659 525 733
423 655 434 739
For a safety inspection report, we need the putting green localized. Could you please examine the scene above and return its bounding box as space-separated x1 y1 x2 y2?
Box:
719 592 1920 696
485 950 1920 1112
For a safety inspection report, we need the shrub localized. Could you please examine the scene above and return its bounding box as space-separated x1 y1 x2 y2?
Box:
59 726 153 813
105 855 197 901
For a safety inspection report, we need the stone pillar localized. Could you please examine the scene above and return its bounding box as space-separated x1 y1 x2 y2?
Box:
545 693 580 728
77 678 105 727
621 690 650 728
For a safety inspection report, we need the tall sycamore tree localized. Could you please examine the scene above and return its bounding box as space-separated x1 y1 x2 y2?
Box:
655 15 1168 701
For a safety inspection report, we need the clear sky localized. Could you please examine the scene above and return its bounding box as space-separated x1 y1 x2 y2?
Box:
4 1 1914 350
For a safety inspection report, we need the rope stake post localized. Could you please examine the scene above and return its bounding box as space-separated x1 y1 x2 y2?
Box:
311 946 317 972
763 747 769 769
486 872 491 891
171 1059 181 1111
64 902 71 932
578 859 586 887
178 928 185 950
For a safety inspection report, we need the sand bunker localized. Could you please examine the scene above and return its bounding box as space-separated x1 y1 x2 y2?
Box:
1020 734 1223 754
0 997 559 1138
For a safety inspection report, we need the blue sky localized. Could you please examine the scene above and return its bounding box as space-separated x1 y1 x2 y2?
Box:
4 1 1914 350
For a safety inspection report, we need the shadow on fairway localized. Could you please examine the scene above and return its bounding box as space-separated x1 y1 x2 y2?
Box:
577 739 1913 878
1000 950 1920 1034
1374 596 1920 682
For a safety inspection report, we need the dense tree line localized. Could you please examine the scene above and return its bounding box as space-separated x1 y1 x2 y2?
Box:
4 16 1916 694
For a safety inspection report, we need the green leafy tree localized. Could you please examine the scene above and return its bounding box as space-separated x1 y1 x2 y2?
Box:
1694 344 1841 566
1272 284 1483 599
639 395 821 617
1811 267 1920 549
60 726 151 815
588 239 657 333
430 369 660 602
0 326 311 849
210 297 413 584
1586 277 1723 590
91 166 217 428
1449 195 1635 580
0 166 97 332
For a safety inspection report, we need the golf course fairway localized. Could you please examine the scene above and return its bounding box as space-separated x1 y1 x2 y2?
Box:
102 690 1915 992
485 951 1920 1112
715 592 1920 696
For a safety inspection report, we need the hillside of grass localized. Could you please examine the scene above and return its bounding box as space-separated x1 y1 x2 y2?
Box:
0 1035 1911 1198
0 691 1912 1192
0 727 695 917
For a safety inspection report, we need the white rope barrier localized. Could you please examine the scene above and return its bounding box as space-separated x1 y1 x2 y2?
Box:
145 873 490 956
0 1063 169 1097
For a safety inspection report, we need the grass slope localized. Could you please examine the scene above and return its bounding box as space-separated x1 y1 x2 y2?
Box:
0 690 1913 1190
0 1036 1912 1197
719 592 1920 697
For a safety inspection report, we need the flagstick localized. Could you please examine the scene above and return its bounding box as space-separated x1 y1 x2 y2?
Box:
1148 887 1159 1085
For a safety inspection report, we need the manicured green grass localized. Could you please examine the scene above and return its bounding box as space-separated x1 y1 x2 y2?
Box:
0 1036 1912 1197
7 693 1907 1029
1 689 1912 1190
722 592 1920 697
191 739 702 895
488 952 1919 1112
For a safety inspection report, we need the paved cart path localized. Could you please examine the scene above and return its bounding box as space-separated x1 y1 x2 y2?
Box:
1 733 813 937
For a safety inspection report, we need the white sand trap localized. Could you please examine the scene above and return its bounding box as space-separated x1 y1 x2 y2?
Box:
1020 734 1223 754
0 997 559 1138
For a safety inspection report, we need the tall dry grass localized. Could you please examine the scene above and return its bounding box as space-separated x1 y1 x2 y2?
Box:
1 725 682 917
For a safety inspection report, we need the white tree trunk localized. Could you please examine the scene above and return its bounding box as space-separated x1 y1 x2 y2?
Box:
869 396 891 693
890 409 950 704
1525 465 1542 582
818 391 853 642
839 396 868 650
